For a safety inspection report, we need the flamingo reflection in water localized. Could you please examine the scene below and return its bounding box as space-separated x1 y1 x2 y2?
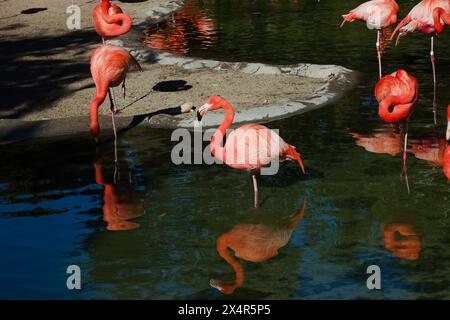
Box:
409 136 447 166
93 151 145 231
352 126 450 180
351 125 403 157
143 1 217 55
382 223 421 261
210 199 306 294
408 104 450 179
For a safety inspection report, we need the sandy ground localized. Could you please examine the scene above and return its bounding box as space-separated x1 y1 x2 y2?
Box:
0 0 327 122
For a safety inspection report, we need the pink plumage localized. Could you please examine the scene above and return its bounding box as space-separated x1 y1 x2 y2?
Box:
214 123 292 171
391 0 450 43
89 45 141 139
197 96 305 208
341 0 399 29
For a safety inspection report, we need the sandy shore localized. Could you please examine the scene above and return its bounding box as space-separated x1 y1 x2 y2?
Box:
0 0 356 142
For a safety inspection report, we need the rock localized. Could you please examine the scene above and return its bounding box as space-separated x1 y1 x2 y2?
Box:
241 63 264 74
255 65 281 75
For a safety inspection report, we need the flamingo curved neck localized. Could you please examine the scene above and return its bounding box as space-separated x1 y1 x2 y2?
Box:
378 96 412 122
100 0 132 36
90 94 106 137
210 102 235 162
434 7 450 34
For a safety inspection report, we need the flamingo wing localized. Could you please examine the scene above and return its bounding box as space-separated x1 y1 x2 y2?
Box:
341 0 398 29
223 124 289 170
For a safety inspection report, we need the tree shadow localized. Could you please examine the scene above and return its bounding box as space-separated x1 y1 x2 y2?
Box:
0 30 100 119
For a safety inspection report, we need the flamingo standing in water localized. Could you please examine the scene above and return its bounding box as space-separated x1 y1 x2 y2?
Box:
341 0 399 78
196 96 305 208
375 69 419 178
90 45 142 141
93 0 132 42
390 0 450 124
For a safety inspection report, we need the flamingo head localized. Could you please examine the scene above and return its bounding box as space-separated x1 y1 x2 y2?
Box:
196 96 227 121
447 104 450 141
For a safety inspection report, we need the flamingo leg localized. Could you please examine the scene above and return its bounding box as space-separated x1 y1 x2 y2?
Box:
122 76 126 99
111 109 118 140
403 120 408 168
252 174 259 208
430 36 437 125
109 88 118 114
376 30 382 79
113 137 119 184
107 88 118 140
402 120 410 194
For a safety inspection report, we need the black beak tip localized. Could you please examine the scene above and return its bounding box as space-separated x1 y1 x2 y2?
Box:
196 111 203 122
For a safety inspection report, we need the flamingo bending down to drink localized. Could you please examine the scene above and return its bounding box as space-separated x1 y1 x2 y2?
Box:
93 0 132 42
90 45 142 141
93 0 133 109
196 96 305 208
390 0 450 124
341 0 399 78
375 69 419 175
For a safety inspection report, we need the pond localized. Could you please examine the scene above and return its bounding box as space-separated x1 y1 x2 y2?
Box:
0 0 449 299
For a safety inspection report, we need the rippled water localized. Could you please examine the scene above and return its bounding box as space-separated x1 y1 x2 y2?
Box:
1 0 449 299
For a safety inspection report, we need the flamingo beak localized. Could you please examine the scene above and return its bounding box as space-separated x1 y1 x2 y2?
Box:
298 156 305 174
196 103 212 122
446 120 450 141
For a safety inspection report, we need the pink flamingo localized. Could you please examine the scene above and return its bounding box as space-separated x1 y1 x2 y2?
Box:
341 0 399 78
196 96 305 208
90 45 142 141
93 0 133 116
93 0 132 42
390 0 450 124
375 69 419 188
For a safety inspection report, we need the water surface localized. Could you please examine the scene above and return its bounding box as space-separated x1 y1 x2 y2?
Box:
1 0 449 299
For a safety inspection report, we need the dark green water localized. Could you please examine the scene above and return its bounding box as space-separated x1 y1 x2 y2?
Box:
1 0 449 299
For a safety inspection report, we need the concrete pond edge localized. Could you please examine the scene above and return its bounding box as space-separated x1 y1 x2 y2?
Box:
0 0 358 144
